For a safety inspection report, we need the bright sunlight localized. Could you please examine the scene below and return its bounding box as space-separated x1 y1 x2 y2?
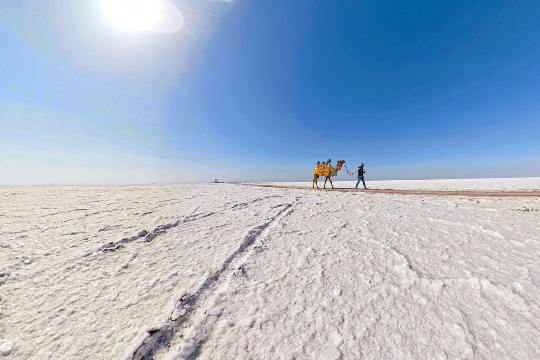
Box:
102 0 184 33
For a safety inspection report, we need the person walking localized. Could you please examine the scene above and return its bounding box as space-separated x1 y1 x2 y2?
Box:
356 162 367 189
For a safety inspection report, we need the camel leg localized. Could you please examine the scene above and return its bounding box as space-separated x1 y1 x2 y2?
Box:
324 177 328 189
328 177 334 189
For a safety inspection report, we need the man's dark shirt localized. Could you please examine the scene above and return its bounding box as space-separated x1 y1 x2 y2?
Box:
358 166 365 177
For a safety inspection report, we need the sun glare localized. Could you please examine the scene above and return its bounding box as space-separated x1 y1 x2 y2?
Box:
103 0 184 33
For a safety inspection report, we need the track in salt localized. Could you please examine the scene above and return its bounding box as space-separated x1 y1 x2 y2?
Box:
127 201 296 360
241 183 540 197
96 212 216 253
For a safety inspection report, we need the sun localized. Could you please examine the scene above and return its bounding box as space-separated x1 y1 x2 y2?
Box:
102 0 184 33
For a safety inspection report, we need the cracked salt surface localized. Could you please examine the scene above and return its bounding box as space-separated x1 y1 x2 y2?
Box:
1 179 540 359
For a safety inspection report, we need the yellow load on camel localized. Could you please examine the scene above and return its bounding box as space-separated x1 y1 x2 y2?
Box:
313 163 333 177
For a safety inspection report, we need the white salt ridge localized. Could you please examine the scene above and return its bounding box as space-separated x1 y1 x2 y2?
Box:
0 179 539 359
0 341 13 356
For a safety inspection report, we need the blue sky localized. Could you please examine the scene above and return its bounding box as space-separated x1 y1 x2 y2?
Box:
1 0 539 184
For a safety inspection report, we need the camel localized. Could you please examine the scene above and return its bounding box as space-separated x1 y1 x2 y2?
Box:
312 160 345 189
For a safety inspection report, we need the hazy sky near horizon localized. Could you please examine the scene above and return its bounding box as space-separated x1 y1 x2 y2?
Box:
1 0 539 185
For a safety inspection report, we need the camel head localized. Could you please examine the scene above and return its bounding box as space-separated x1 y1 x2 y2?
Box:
336 160 345 169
